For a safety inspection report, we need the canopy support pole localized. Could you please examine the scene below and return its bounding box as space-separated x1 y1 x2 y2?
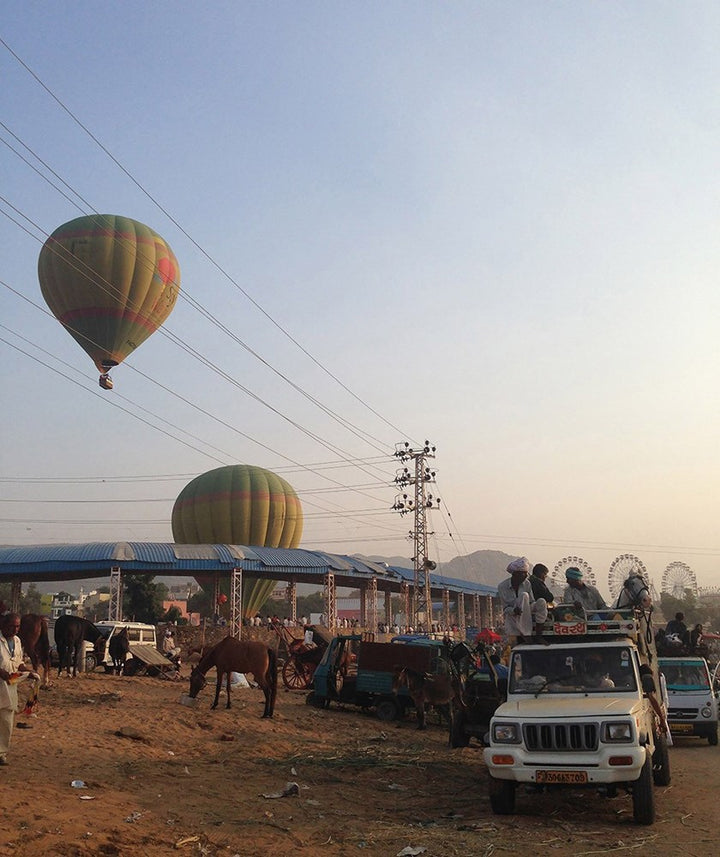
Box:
230 567 242 639
324 572 336 631
108 566 122 621
458 591 466 638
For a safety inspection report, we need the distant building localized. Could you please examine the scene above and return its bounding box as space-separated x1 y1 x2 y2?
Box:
81 591 111 621
51 593 78 619
337 596 361 622
162 599 199 625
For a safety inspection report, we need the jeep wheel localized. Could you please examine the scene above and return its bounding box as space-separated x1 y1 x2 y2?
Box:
488 777 516 815
708 727 718 746
84 653 97 672
632 753 655 825
652 734 671 786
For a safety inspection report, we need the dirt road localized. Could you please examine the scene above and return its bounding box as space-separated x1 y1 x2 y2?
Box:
0 672 716 857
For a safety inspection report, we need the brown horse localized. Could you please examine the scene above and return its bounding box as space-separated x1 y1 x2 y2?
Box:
392 666 464 730
188 637 278 717
20 614 51 688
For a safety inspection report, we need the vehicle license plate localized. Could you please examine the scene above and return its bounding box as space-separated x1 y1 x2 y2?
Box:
535 770 588 785
670 723 694 733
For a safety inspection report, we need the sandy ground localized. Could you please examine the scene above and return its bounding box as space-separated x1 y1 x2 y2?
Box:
0 669 717 857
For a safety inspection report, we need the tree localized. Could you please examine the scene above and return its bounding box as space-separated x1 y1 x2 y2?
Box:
163 605 183 624
20 583 43 615
187 589 212 619
296 591 325 618
122 574 164 624
0 582 46 615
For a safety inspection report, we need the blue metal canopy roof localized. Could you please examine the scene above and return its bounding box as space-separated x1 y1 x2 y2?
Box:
0 542 497 597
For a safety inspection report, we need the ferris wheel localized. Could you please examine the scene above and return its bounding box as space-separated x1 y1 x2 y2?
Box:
608 554 648 600
661 562 697 599
552 556 595 597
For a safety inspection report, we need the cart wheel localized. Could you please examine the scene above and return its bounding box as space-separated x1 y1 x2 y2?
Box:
282 658 310 690
376 698 399 722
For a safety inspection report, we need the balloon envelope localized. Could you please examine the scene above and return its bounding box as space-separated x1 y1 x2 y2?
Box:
171 465 303 548
38 214 180 374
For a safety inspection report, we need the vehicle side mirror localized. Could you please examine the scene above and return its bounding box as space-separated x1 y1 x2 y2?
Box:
641 673 656 694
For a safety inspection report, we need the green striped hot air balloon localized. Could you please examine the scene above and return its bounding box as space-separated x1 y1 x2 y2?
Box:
38 214 180 389
172 465 304 616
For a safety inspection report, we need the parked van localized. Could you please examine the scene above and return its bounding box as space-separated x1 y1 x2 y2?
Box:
658 656 718 745
95 621 158 671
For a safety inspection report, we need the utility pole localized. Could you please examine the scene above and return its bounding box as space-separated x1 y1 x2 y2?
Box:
392 441 440 631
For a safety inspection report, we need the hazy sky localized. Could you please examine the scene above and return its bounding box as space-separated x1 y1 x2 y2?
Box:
3 3 720 599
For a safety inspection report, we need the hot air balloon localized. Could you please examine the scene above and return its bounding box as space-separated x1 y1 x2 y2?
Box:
172 465 304 617
171 464 303 548
38 214 180 389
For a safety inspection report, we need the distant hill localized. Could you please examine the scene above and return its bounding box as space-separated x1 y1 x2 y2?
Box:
365 549 518 587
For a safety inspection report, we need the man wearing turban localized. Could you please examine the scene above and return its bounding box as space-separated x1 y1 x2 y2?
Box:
497 557 549 644
563 567 607 611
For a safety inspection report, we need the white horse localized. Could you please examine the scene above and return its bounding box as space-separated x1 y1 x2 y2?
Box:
615 573 653 610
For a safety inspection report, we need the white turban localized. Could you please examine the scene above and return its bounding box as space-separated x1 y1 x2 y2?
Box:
507 557 531 574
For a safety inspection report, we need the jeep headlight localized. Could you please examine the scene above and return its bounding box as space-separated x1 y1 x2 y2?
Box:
493 722 521 744
701 705 712 719
603 721 633 742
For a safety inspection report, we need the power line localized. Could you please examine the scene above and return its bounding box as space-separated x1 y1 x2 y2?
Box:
0 204 393 474
0 36 414 443
0 285 395 500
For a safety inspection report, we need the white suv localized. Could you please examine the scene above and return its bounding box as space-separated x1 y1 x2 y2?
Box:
95 621 158 671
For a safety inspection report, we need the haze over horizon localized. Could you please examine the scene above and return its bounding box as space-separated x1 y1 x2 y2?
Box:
3 6 720 600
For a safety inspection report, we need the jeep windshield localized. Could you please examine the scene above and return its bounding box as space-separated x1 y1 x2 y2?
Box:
659 660 711 691
509 646 638 694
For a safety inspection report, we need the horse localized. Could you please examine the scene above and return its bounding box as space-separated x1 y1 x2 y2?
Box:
54 614 106 678
19 614 52 688
615 573 653 610
392 666 464 730
108 626 130 675
188 636 277 717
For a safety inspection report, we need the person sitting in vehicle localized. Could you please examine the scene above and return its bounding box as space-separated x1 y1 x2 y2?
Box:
581 654 615 689
563 567 607 611
529 563 555 607
689 623 704 651
497 557 548 645
664 612 689 646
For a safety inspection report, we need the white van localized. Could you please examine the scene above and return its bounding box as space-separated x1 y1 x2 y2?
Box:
658 656 718 746
95 621 158 671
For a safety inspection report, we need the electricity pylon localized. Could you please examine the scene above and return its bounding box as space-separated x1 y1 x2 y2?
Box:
392 441 440 630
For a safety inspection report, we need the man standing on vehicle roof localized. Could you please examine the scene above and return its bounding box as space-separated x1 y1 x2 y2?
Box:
563 567 607 611
497 557 548 645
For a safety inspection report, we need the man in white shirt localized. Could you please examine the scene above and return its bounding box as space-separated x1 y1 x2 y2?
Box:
0 613 35 765
497 557 548 645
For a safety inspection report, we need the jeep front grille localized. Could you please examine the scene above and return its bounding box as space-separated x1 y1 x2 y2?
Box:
523 722 598 751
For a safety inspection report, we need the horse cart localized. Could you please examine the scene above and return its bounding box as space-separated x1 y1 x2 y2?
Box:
276 624 333 690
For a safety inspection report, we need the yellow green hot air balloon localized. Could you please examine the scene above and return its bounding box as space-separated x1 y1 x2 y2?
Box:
172 464 303 547
38 214 180 389
172 465 304 616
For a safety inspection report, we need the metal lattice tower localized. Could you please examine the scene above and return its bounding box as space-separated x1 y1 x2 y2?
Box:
392 441 440 631
324 571 337 630
108 566 123 621
230 567 243 639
